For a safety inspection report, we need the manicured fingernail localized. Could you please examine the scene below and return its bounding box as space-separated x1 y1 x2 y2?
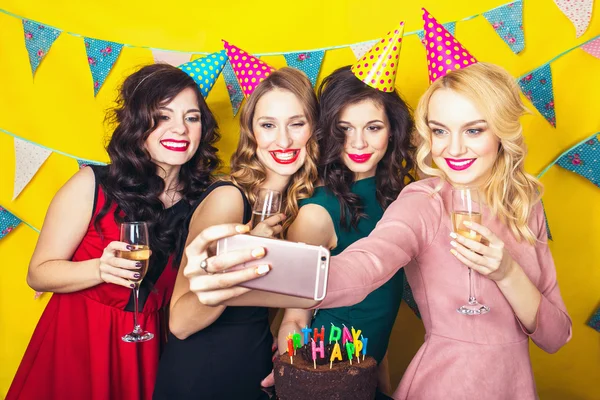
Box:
236 225 250 233
450 241 457 247
450 249 458 256
463 221 472 227
255 264 271 275
133 273 141 279
135 261 142 268
130 283 135 288
252 247 266 258
449 232 457 239
126 245 135 250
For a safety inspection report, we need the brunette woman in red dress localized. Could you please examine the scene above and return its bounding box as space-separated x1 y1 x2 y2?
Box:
7 63 221 400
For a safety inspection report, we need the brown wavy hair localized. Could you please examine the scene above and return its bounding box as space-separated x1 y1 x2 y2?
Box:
98 63 221 272
414 62 542 243
317 66 415 230
228 67 319 232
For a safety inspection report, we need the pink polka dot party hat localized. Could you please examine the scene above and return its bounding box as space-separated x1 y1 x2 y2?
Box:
350 22 405 92
422 8 477 83
222 40 276 98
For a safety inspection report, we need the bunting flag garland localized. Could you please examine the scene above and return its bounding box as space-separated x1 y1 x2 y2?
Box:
84 37 124 96
416 22 456 47
582 36 600 58
402 280 421 319
283 50 325 87
222 60 245 116
22 19 61 76
350 40 378 60
0 206 22 240
588 306 600 332
541 200 553 240
76 159 106 169
555 134 600 188
518 64 556 127
151 49 192 67
553 0 593 38
483 0 525 54
13 138 52 200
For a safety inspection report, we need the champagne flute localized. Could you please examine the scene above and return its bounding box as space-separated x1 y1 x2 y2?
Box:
451 187 490 315
119 221 154 342
251 189 282 229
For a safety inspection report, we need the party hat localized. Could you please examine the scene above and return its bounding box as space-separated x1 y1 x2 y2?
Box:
422 8 477 83
179 50 227 98
351 22 405 92
222 40 276 98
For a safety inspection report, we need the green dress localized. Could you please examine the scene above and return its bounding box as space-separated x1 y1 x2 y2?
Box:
298 176 404 363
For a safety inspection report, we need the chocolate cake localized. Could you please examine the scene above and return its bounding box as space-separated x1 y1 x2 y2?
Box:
273 343 378 400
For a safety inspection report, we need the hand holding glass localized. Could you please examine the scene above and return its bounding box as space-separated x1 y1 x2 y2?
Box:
252 189 282 229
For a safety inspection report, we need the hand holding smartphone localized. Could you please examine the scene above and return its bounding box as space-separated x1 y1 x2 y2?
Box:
216 235 330 300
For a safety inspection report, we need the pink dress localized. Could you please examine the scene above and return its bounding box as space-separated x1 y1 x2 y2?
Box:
321 178 572 400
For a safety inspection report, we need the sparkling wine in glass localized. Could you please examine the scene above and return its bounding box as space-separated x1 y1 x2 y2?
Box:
119 221 154 342
451 187 490 315
251 189 282 229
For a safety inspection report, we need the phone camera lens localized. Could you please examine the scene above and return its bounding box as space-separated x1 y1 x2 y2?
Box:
321 256 326 261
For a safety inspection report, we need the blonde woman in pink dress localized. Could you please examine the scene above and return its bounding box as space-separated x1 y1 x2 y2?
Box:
177 59 572 399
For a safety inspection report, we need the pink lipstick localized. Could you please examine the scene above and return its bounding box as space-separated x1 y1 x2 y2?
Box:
347 153 373 163
445 158 476 171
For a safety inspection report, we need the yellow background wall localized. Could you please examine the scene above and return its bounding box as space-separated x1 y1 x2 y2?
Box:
0 0 598 398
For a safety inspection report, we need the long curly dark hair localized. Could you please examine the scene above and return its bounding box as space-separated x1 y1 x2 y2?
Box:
96 63 221 272
317 66 415 230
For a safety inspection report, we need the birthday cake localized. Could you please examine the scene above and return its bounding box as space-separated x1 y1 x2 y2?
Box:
273 325 378 400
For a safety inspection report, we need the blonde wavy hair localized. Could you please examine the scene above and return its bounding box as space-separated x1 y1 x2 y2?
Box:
414 62 542 244
227 67 319 232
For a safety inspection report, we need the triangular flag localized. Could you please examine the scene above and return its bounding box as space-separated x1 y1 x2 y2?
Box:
178 50 227 98
76 159 106 169
351 22 405 92
416 22 456 47
556 134 600 187
13 138 52 200
350 40 378 60
553 0 593 37
582 36 600 59
22 20 61 76
151 49 192 67
0 206 22 240
284 50 325 87
541 200 552 241
588 306 600 332
402 279 421 319
84 38 124 96
222 60 244 116
483 0 525 54
518 64 556 127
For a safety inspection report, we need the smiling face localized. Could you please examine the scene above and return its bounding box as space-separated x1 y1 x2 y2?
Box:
253 88 312 178
338 99 390 180
144 87 202 172
428 88 500 188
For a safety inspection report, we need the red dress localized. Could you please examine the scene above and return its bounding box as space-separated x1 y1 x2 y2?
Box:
7 169 188 400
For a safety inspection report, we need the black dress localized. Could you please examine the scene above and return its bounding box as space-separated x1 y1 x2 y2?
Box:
153 181 272 400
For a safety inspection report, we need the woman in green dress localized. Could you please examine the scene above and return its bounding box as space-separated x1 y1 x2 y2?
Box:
278 65 415 394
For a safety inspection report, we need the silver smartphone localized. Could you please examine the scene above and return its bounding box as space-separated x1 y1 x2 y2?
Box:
216 234 330 301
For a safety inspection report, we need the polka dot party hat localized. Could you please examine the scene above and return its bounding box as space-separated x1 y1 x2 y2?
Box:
351 22 405 92
422 8 477 83
222 40 276 98
178 50 227 98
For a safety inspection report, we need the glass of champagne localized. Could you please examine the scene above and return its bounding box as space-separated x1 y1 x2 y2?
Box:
451 187 490 315
119 221 153 342
251 189 282 229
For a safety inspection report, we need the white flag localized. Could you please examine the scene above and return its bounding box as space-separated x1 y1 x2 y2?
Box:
350 40 378 60
151 50 192 67
13 138 52 200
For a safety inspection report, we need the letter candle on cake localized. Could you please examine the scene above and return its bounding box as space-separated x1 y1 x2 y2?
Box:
292 332 303 355
287 335 294 364
361 335 369 361
341 324 353 346
313 326 325 342
329 323 341 344
345 342 356 365
302 325 311 345
352 327 363 363
311 338 325 369
329 341 343 369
